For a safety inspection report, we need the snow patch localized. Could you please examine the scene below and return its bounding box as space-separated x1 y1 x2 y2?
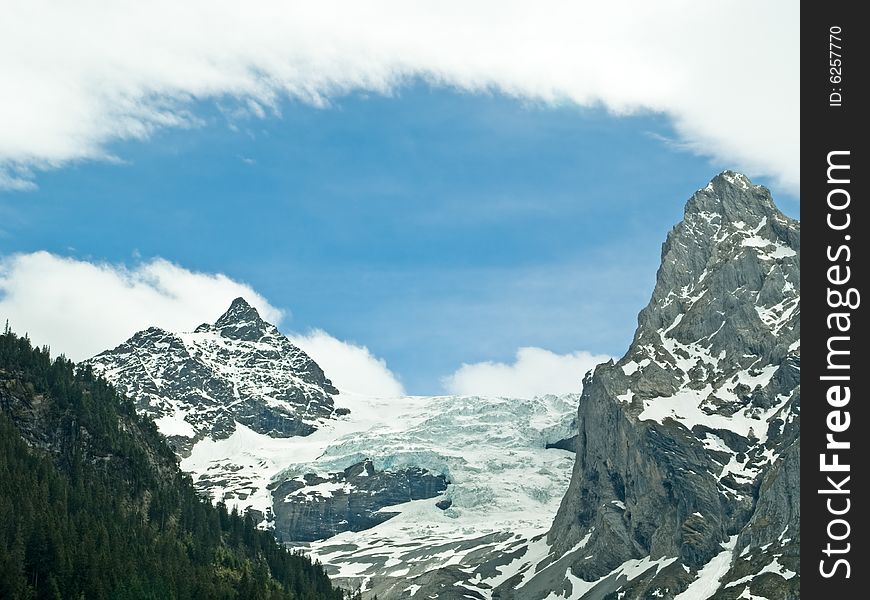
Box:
725 555 796 588
154 410 196 438
617 389 635 403
673 536 737 600
638 365 785 442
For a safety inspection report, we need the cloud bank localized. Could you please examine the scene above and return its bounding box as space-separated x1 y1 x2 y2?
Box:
443 347 610 398
290 330 405 397
1 1 798 191
0 252 405 397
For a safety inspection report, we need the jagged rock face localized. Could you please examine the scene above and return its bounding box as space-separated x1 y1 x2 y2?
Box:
271 459 448 541
499 172 799 599
87 297 339 455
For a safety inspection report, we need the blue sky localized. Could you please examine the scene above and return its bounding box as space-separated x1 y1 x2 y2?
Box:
0 86 798 393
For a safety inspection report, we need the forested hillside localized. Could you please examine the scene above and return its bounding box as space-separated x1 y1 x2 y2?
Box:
0 326 345 600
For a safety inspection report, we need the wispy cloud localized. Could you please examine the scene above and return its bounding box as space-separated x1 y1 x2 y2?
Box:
1 1 798 191
0 164 38 192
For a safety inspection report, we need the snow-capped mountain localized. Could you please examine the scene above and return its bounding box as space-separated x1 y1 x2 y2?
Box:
88 296 582 572
87 297 340 458
495 172 800 599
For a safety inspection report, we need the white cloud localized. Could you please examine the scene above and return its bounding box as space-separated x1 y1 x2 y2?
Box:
290 330 405 397
0 251 282 360
0 251 406 397
443 347 610 398
1 1 798 191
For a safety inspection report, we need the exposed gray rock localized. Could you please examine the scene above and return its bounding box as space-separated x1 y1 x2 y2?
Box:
499 172 800 599
546 435 578 453
272 459 448 541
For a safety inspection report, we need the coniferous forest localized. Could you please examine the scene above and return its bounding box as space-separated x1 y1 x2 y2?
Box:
0 326 346 600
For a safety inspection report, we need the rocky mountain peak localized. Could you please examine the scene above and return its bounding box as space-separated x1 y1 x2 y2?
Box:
683 170 778 224
635 172 799 366
207 296 273 341
502 172 800 599
87 298 340 459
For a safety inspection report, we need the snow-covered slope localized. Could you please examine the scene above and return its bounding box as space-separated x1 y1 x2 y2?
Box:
180 391 582 595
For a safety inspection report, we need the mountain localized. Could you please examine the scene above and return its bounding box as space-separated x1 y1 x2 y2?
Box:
90 302 586 594
493 172 800 599
87 297 340 459
81 171 800 599
0 327 344 600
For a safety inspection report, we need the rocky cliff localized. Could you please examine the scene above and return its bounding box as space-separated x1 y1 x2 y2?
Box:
496 171 800 600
